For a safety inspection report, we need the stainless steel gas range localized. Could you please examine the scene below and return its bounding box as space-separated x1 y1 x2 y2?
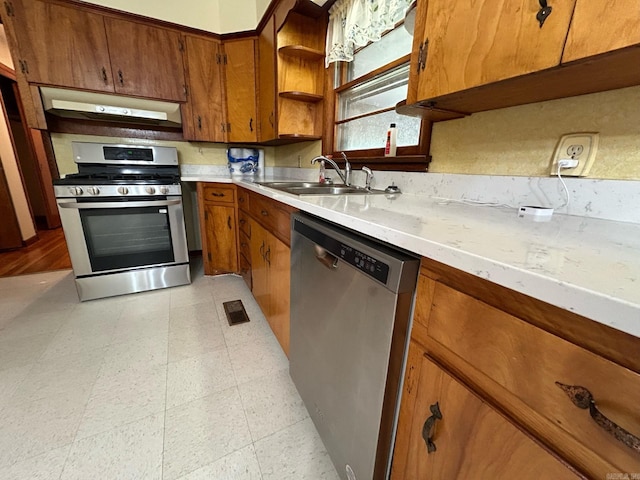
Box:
54 142 190 301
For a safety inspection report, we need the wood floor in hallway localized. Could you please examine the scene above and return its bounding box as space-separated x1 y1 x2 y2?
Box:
0 228 71 277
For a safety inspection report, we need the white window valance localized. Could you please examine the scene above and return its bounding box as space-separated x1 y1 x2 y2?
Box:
325 0 413 66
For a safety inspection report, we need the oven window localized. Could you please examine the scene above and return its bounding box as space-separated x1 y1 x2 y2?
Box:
80 206 174 272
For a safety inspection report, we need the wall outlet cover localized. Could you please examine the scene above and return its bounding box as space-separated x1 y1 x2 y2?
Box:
549 132 599 177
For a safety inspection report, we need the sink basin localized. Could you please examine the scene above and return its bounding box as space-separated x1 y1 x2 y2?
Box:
256 181 389 196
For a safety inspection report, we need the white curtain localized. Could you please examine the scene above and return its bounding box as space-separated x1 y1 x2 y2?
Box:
325 0 412 66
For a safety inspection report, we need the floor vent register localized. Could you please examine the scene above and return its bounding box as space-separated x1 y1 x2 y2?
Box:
223 300 250 326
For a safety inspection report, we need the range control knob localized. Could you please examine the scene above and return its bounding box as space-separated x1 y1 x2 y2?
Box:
145 186 156 195
117 187 129 195
69 187 83 195
88 187 100 195
159 186 169 195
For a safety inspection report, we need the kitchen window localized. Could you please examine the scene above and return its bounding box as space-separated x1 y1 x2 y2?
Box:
326 22 430 170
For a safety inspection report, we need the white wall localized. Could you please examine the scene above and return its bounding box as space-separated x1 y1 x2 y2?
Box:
0 26 14 69
81 0 268 34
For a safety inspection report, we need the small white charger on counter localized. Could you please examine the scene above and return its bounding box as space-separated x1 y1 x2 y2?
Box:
518 205 554 222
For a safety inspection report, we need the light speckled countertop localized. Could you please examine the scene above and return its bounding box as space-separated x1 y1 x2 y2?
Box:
182 174 640 338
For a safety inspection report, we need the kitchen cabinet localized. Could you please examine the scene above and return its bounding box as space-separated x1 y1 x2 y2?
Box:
102 18 186 102
248 217 290 355
3 0 186 102
403 0 640 120
223 38 259 143
392 258 640 479
182 35 225 142
562 0 640 63
197 183 238 275
415 0 576 100
394 345 577 478
258 16 277 142
3 0 113 93
257 11 325 143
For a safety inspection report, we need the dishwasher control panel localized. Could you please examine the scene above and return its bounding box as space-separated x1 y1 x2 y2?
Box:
338 243 389 284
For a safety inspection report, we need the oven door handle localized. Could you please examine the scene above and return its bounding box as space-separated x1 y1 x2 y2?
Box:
57 199 182 209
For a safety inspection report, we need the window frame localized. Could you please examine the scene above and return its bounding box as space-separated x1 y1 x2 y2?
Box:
322 27 432 171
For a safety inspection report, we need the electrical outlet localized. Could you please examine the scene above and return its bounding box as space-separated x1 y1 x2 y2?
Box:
549 133 599 177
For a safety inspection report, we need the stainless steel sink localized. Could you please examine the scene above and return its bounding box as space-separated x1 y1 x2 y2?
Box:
255 181 388 195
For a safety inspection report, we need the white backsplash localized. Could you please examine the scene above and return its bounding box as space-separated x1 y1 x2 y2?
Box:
180 164 640 224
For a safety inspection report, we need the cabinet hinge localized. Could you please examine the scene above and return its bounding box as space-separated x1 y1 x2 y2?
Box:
216 53 221 64
4 1 15 17
204 211 208 221
418 39 428 72
183 84 188 97
178 39 185 52
221 123 226 132
223 54 227 65
207 252 211 261
227 122 231 133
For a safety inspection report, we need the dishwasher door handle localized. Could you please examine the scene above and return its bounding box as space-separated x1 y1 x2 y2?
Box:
315 246 339 270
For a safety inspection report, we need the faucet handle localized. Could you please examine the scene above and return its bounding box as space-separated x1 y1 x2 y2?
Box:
361 166 373 190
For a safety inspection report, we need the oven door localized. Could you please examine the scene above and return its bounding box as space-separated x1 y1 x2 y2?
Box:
57 196 188 277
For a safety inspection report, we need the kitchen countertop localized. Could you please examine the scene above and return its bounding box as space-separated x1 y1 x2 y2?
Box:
183 174 640 338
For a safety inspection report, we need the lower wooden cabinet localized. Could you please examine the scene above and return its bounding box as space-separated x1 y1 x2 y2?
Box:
249 218 290 356
392 259 640 479
393 345 577 479
197 183 238 275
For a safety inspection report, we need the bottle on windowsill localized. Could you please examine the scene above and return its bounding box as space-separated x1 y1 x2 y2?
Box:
384 123 397 157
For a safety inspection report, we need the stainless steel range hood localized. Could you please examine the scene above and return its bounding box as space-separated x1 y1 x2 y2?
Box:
40 87 182 127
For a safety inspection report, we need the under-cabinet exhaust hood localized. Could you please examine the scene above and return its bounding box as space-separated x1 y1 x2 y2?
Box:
40 87 182 127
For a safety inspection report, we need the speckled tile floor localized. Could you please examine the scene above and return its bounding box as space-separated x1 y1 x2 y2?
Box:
0 262 339 480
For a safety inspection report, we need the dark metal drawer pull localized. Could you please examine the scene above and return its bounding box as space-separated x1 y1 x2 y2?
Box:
556 382 640 453
536 0 552 27
210 192 225 197
422 402 442 454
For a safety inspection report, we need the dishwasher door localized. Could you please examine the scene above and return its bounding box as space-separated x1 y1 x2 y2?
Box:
290 213 419 480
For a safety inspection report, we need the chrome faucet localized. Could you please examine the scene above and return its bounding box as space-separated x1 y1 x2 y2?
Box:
361 166 373 190
311 153 351 186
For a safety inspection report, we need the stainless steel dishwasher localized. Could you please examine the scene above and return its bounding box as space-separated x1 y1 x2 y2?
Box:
290 213 420 480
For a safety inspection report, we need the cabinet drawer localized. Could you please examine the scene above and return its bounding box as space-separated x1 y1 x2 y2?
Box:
237 187 250 212
202 184 235 204
425 282 640 476
238 210 251 238
249 194 292 245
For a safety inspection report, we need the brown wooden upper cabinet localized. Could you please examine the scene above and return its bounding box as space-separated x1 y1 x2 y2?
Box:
256 11 325 143
182 35 225 142
103 18 187 102
4 0 186 102
562 0 640 63
414 0 577 100
5 0 114 92
258 15 278 142
223 38 259 143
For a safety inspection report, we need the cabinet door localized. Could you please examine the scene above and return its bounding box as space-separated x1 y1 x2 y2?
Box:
6 0 113 92
258 16 277 141
266 232 290 356
418 0 576 99
249 219 270 315
183 35 225 142
104 18 186 101
392 347 577 479
224 38 258 143
562 0 640 63
202 204 238 275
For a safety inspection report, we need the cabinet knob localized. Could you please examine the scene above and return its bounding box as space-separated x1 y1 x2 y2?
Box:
101 67 108 84
556 382 640 454
536 0 552 28
261 210 268 216
422 402 442 454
